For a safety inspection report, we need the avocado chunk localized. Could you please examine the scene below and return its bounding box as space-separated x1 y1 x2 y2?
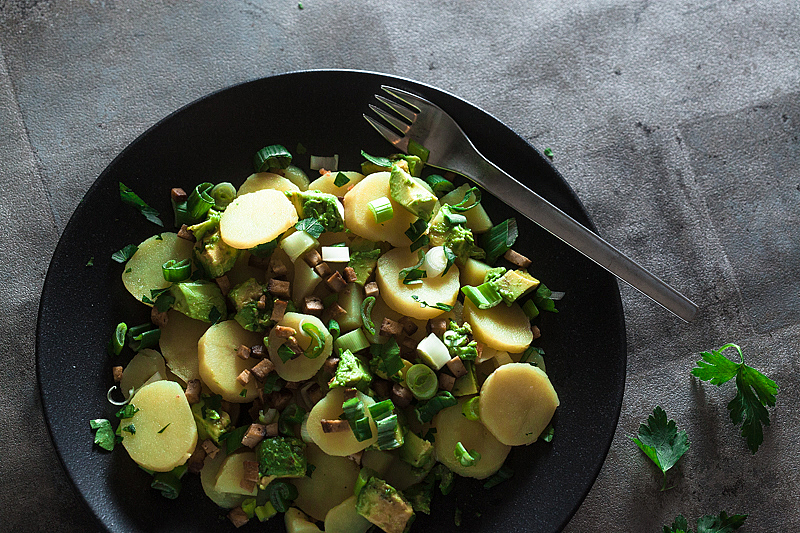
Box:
189 210 241 278
329 349 373 390
169 280 227 323
452 361 478 396
284 190 345 233
256 436 307 477
389 163 437 222
488 269 540 305
228 278 273 332
347 249 382 285
356 477 415 533
398 431 434 469
427 204 485 262
190 396 232 445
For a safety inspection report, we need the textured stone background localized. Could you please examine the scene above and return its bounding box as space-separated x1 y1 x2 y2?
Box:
1 1 798 531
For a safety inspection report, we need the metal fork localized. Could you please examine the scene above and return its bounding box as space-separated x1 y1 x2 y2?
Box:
364 86 698 322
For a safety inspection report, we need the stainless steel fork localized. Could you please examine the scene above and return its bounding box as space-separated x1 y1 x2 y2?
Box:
364 85 698 322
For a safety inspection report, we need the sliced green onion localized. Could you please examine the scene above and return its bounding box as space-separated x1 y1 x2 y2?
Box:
415 391 458 424
368 197 394 224
351 416 374 442
375 415 401 450
333 172 351 187
342 396 365 420
278 404 306 436
367 399 396 421
424 174 454 196
481 218 519 264
310 154 339 171
249 238 279 258
462 397 480 421
522 299 540 319
211 182 236 210
483 465 513 489
454 441 481 467
162 258 192 282
255 501 278 522
129 328 161 352
405 219 428 243
461 282 502 310
151 471 182 499
266 480 298 513
171 198 192 227
361 296 376 336
442 246 457 275
254 144 292 172
334 328 370 354
327 319 341 343
445 213 467 226
187 182 215 220
241 498 257 519
107 322 127 356
409 235 429 252
450 187 481 213
422 246 447 278
407 139 430 163
301 322 326 359
533 283 559 313
277 343 296 363
262 373 284 394
406 364 438 400
360 150 392 168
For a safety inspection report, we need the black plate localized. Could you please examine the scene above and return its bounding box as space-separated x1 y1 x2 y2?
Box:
37 70 626 533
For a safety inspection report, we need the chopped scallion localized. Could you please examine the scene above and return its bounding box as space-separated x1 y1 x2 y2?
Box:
398 250 427 285
406 364 438 400
521 299 540 319
334 328 370 354
151 470 182 499
407 139 430 163
445 213 467 226
462 397 480 421
277 343 296 363
367 399 396 421
321 246 350 263
375 414 401 450
107 322 127 356
461 282 502 310
161 258 192 282
368 197 394 224
424 174 455 196
450 187 481 213
210 182 236 210
265 480 299 513
454 441 481 467
415 391 458 424
129 328 161 352
361 296 376 336
301 322 326 359
481 218 519 263
405 219 428 243
254 145 292 172
333 172 351 187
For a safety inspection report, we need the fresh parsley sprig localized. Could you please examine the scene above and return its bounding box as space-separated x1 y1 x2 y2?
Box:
120 182 163 226
630 406 690 490
691 343 778 454
663 511 746 533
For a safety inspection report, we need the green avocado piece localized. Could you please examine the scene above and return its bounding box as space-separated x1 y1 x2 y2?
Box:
284 189 345 233
256 436 307 477
228 278 273 332
389 163 437 222
398 431 434 469
428 204 485 262
490 269 540 305
169 281 227 323
347 249 382 285
356 477 415 533
329 349 372 390
451 361 478 397
190 399 232 445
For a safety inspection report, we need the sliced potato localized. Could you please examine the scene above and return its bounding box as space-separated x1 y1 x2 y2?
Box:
480 363 559 446
120 348 167 399
120 380 198 472
220 189 298 249
237 172 300 195
291 444 360 521
440 183 493 233
197 320 264 402
433 396 511 479
324 495 372 533
462 299 533 353
201 446 247 509
267 313 331 382
226 251 267 288
376 247 460 320
159 310 209 382
460 258 493 287
343 171 419 247
306 387 378 456
308 171 365 196
122 233 194 304
285 507 323 533
214 451 258 496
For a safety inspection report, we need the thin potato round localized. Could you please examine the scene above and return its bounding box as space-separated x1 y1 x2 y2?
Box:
343 172 419 247
159 310 209 382
324 495 372 533
120 348 166 399
433 396 511 479
214 451 259 496
291 444 360 521
197 320 264 402
225 251 266 288
220 189 298 249
120 380 198 472
201 447 247 509
479 363 559 446
122 233 194 304
308 171 365 196
462 299 533 353
237 172 300 195
306 387 378 456
267 313 331 382
376 247 460 320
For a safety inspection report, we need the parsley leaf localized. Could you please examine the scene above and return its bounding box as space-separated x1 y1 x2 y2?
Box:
691 343 777 454
295 217 325 238
90 419 116 451
86 256 94 267
663 511 747 533
361 150 392 168
333 172 350 187
630 406 689 490
112 244 138 263
119 182 163 226
411 295 453 312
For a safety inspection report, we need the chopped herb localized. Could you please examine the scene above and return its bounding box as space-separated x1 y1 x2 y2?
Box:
306 463 316 477
442 246 457 275
155 234 164 241
405 219 428 243
541 423 555 442
360 150 392 168
295 217 325 238
277 343 296 363
121 423 136 435
298 2 303 8
630 406 690 490
449 187 481 213
409 235 429 252
115 404 139 418
90 419 116 451
239 389 248 397
399 250 427 285
125 267 132 274
107 322 127 356
112 244 138 263
543 147 554 159
333 172 350 187
361 296 377 336
86 256 94 267
532 283 559 313
483 465 513 489
208 306 223 325
691 343 778 454
663 511 747 533
119 182 163 226
411 295 453 312
158 423 171 434
154 292 175 313
369 338 404 379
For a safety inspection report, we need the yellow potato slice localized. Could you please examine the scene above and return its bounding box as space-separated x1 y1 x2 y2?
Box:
306 387 378 456
237 172 300 195
376 247 460 320
225 251 267 288
325 495 372 533
459 258 493 287
121 233 194 304
120 380 198 472
433 396 511 479
214 451 259 496
285 507 323 533
267 313 331 382
120 348 167 399
307 171 365 196
479 363 559 446
291 444 360 521
462 299 533 353
220 189 298 249
159 310 209 382
197 320 264 402
343 171 418 247
201 448 247 509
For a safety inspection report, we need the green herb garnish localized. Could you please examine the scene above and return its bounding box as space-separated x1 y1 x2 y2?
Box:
111 244 138 263
630 406 690 490
333 172 350 187
663 511 747 533
119 182 163 226
90 419 116 451
295 217 325 238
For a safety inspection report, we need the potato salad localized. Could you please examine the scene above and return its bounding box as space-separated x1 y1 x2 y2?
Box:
96 144 561 533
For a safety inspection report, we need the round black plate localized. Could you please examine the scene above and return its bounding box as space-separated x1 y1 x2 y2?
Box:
37 70 626 533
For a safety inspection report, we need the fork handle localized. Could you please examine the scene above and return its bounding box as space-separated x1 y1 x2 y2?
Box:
461 153 699 322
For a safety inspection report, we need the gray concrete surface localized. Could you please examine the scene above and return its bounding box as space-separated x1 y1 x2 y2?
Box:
1 1 798 531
